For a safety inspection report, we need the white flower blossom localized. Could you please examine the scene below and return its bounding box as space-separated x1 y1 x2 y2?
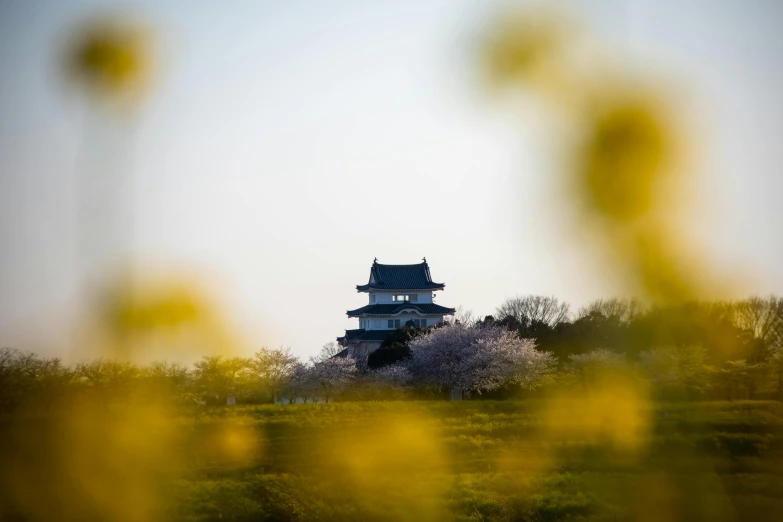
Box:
406 323 554 393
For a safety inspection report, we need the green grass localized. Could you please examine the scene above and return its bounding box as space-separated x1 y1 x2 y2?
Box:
165 400 783 521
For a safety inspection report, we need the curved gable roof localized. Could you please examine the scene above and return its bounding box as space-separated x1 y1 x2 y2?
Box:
356 259 445 292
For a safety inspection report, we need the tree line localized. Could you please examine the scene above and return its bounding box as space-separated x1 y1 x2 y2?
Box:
368 294 783 400
469 294 783 400
0 347 300 411
2 295 782 408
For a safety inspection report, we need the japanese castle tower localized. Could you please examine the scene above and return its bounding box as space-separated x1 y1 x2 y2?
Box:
336 258 455 357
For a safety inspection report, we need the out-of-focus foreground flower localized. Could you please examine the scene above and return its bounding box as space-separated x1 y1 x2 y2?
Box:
65 15 152 107
483 11 719 303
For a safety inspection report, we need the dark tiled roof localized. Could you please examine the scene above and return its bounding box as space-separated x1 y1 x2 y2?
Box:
346 303 456 317
356 260 445 292
336 329 394 343
332 348 349 358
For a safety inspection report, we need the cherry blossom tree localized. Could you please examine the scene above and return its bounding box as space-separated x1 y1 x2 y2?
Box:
192 356 252 405
288 363 311 402
280 361 315 403
406 323 554 395
281 357 358 403
308 356 358 402
356 364 412 400
251 346 299 402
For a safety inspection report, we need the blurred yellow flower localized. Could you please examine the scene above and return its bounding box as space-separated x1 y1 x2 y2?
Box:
481 8 722 304
104 280 207 332
65 16 152 105
482 13 566 90
83 275 242 361
579 96 671 222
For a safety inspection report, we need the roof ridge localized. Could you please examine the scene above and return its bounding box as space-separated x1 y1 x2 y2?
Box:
373 262 426 267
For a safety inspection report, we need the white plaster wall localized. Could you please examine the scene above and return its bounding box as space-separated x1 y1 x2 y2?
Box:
375 313 445 329
358 318 384 330
358 315 444 330
369 291 436 304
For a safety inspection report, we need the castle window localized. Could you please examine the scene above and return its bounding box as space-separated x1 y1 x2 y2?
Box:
370 295 376 303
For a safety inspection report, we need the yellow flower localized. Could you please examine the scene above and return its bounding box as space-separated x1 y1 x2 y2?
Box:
579 97 671 222
66 16 152 105
482 13 566 90
82 275 242 361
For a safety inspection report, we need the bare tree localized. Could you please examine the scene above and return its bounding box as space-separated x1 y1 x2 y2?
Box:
315 342 343 362
496 295 571 327
576 297 644 323
446 306 477 327
731 296 783 351
77 360 141 402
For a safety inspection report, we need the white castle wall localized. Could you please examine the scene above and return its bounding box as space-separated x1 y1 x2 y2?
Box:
370 291 434 304
359 312 445 330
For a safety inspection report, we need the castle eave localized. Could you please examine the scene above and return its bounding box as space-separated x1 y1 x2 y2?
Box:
346 303 456 318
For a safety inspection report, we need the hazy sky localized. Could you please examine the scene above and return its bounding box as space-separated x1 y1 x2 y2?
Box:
1 0 782 360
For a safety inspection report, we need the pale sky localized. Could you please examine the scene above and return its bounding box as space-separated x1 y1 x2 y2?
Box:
1 0 782 360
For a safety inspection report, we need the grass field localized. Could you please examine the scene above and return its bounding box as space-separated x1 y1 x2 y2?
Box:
160 400 783 521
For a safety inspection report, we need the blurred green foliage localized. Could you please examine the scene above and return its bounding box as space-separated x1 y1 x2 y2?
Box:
5 400 778 521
